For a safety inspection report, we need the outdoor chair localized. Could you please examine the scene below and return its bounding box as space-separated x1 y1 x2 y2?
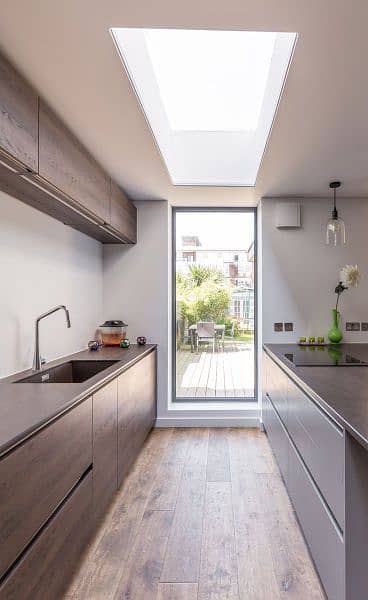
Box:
196 321 216 352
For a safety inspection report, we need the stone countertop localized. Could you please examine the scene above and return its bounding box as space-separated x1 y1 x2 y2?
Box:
264 343 368 450
0 344 156 458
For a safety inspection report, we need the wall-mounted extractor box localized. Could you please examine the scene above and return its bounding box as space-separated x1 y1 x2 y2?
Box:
275 202 301 229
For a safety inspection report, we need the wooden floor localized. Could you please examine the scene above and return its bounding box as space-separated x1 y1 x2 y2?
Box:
176 343 254 399
65 428 325 600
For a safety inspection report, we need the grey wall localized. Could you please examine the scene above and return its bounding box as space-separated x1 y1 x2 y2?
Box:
0 191 103 377
262 198 368 343
103 200 170 420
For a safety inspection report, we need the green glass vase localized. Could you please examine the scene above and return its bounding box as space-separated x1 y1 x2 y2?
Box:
328 308 343 344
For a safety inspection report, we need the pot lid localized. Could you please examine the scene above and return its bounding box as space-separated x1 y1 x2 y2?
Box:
100 320 128 327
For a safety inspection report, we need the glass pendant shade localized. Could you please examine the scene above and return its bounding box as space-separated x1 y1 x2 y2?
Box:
326 216 346 246
326 181 345 246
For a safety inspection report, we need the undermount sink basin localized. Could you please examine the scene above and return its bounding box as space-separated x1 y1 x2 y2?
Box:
15 360 120 384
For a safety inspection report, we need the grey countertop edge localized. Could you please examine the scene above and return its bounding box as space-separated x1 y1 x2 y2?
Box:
0 344 156 459
263 343 368 451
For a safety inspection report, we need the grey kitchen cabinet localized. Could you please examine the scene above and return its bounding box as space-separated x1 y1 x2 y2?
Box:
288 439 344 600
117 349 157 486
287 376 344 527
92 379 118 522
0 52 38 173
262 350 345 600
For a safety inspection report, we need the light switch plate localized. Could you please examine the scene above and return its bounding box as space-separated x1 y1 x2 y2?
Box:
346 322 360 331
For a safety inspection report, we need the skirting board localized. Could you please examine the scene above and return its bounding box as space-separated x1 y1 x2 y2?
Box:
155 417 261 427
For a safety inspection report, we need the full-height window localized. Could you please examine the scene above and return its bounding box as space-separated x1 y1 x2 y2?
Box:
173 209 256 401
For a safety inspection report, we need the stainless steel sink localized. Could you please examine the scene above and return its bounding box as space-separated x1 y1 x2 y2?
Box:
15 360 120 384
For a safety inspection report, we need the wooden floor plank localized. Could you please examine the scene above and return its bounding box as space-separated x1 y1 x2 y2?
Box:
114 509 174 600
157 583 198 600
147 428 191 510
229 429 325 600
198 482 239 600
160 429 209 583
206 428 231 482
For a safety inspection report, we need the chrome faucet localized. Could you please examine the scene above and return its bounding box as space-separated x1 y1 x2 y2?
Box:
32 305 71 371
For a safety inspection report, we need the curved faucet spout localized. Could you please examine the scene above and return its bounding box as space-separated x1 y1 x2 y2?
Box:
33 305 71 371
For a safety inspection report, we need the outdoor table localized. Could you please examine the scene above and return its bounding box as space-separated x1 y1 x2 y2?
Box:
188 323 225 352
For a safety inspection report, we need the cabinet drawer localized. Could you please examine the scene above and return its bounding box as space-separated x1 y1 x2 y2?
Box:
288 441 344 600
287 379 344 527
266 355 288 425
0 398 92 577
263 393 289 483
0 472 92 600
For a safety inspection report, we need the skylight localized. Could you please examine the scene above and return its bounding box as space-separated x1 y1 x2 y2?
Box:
111 28 297 186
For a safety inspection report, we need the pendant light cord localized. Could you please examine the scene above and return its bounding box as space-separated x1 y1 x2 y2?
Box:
332 187 338 219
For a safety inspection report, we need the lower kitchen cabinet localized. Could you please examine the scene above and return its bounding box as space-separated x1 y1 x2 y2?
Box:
0 347 156 596
117 350 157 487
0 398 92 578
0 472 93 600
92 378 118 522
263 350 345 600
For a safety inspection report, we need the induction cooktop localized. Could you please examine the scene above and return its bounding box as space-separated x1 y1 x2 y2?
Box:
284 347 368 367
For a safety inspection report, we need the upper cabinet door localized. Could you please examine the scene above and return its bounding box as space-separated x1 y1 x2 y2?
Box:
0 53 38 172
38 99 110 223
110 181 137 243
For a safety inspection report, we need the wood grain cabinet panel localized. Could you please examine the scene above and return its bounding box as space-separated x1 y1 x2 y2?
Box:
38 99 110 223
0 398 92 578
0 53 38 172
117 350 157 487
109 181 137 243
93 379 118 522
0 472 93 600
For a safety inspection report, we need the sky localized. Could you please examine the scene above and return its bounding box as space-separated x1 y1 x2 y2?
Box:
176 211 254 251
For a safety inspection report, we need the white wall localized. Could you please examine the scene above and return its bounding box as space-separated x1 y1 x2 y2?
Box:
103 200 170 419
262 198 368 343
0 191 103 377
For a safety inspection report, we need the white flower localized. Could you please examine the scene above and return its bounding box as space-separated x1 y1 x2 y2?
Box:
340 265 361 288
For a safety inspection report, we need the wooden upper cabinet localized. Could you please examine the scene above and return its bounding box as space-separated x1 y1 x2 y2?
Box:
109 181 137 243
38 99 110 224
0 53 38 172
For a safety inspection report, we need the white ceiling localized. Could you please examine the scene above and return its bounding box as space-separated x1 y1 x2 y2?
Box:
0 1 368 205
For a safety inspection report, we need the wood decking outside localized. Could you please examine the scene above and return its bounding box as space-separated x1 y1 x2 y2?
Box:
65 428 325 600
176 342 254 399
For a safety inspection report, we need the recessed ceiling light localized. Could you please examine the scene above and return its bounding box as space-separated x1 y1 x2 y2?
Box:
111 28 297 186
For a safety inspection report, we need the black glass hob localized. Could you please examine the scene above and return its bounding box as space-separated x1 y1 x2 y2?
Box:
284 346 368 367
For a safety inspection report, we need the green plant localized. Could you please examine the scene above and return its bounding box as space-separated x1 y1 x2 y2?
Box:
176 268 231 326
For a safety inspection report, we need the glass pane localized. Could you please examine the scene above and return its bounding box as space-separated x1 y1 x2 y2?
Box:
174 211 255 401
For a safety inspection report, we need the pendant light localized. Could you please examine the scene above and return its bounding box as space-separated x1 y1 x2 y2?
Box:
326 181 345 246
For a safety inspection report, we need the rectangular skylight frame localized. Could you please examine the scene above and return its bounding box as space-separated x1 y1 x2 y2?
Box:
110 28 297 187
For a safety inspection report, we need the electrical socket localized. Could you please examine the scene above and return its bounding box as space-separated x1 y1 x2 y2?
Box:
346 322 360 331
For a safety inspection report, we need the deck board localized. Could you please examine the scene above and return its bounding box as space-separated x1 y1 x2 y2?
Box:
176 342 254 399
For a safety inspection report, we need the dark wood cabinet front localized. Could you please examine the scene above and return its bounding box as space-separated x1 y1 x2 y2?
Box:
117 350 157 487
38 99 110 223
0 53 38 172
0 398 92 578
0 472 93 600
93 379 118 522
109 181 137 243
